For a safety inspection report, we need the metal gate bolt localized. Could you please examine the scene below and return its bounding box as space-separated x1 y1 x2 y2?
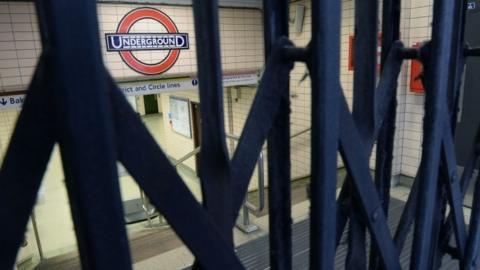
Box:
450 172 457 183
372 208 381 223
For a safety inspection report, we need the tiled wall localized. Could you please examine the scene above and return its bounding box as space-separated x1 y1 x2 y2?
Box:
0 2 41 92
287 0 413 179
0 0 443 262
400 0 433 177
0 2 264 92
159 86 268 191
0 0 439 184
0 2 264 157
0 109 19 164
98 5 264 79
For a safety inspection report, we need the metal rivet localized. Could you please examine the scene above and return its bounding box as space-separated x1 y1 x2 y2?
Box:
450 173 457 183
372 209 380 222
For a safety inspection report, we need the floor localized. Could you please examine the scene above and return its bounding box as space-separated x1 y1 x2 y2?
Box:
203 198 459 270
14 113 472 269
29 172 419 270
18 113 204 268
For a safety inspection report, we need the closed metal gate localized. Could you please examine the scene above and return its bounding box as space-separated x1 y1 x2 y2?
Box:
1 0 480 269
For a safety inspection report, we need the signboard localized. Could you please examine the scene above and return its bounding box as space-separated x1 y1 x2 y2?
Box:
169 96 191 138
0 94 25 110
106 7 189 75
0 72 258 111
223 73 259 87
118 72 259 96
119 77 195 96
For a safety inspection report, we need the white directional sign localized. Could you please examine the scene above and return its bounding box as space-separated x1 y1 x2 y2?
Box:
118 72 259 96
0 71 259 110
0 94 25 110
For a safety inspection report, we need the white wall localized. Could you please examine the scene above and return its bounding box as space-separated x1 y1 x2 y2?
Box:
0 1 265 259
287 0 413 179
399 0 434 177
0 0 438 185
0 5 451 265
0 3 264 92
0 2 264 155
159 86 268 191
0 0 444 263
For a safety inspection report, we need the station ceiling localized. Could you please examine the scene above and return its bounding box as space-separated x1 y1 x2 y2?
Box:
98 0 263 9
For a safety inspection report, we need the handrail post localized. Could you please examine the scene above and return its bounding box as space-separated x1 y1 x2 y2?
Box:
140 189 152 227
235 151 264 234
31 212 44 262
257 152 265 212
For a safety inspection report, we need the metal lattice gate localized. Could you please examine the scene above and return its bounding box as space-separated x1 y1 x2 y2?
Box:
1 0 480 269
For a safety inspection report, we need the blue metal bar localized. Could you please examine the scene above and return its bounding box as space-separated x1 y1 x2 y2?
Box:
371 0 401 266
335 42 404 247
440 125 467 260
439 126 480 257
446 0 468 127
427 5 468 268
38 0 132 268
108 78 243 269
392 44 429 253
429 180 448 269
463 162 480 270
347 0 378 267
410 0 457 268
308 0 341 268
192 0 234 247
263 1 292 269
0 55 54 269
394 172 420 252
0 0 474 268
338 94 401 270
395 125 470 261
230 38 293 220
435 2 468 263
352 0 377 139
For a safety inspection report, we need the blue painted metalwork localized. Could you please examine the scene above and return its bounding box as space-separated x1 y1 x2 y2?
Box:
1 0 480 269
308 0 340 269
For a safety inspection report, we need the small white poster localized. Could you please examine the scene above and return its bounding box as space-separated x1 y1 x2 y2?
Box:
169 96 191 138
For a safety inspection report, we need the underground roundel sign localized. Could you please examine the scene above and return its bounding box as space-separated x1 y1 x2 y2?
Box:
105 7 189 75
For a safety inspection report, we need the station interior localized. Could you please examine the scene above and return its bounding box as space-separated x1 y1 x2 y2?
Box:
1 0 480 269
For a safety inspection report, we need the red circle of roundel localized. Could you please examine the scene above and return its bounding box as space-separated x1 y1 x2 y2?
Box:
117 8 181 75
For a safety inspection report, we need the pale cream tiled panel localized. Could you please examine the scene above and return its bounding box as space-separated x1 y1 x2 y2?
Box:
226 86 269 189
0 0 444 263
287 0 411 178
0 2 265 259
0 0 436 182
399 0 433 177
97 4 263 79
159 86 268 191
0 110 19 162
0 3 263 91
0 2 41 91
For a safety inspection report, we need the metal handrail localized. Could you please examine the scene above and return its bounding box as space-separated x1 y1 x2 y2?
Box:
137 147 201 227
244 151 265 212
171 141 266 212
173 146 201 167
225 133 266 213
227 127 311 141
164 128 310 232
225 126 310 213
290 127 311 139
